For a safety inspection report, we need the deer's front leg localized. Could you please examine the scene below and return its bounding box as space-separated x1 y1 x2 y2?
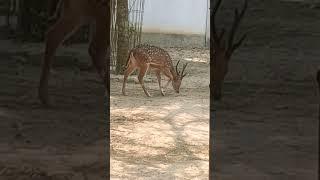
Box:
88 42 107 85
162 69 173 90
138 65 151 97
155 70 165 96
88 10 111 91
39 16 81 105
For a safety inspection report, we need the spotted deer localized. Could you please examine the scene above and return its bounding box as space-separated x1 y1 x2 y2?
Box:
38 0 111 105
211 0 248 101
122 44 188 97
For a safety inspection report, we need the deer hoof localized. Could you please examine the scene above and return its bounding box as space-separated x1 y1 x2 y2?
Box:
38 91 50 106
161 90 166 96
122 91 128 96
38 84 51 106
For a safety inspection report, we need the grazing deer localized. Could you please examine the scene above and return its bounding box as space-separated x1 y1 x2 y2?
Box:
211 0 248 101
38 0 111 105
122 44 188 97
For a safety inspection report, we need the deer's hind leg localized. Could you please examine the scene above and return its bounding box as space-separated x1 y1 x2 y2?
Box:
122 59 137 96
88 4 111 94
88 23 108 85
38 14 82 105
138 64 151 97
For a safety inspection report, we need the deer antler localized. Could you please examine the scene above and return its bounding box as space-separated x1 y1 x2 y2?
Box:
175 60 188 77
210 0 248 102
181 63 188 78
211 0 225 47
176 60 181 75
226 0 248 57
212 0 248 57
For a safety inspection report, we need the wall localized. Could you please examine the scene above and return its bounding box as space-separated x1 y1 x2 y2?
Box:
142 0 208 35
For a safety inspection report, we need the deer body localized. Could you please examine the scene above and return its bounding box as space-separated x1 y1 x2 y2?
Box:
38 0 111 105
122 44 188 97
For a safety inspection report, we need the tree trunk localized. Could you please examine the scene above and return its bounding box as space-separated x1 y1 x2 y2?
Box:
115 0 129 74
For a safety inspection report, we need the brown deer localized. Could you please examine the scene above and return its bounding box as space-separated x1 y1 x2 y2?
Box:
122 44 188 97
38 0 111 105
211 0 248 101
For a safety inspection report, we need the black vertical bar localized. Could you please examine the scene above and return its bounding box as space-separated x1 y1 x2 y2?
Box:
317 70 320 180
105 1 112 179
209 0 214 179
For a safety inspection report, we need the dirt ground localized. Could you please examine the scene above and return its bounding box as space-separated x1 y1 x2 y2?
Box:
0 0 319 179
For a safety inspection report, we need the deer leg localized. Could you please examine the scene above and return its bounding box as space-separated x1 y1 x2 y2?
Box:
155 70 165 96
38 15 82 105
89 26 111 91
122 62 136 96
88 40 107 86
162 69 173 89
138 65 151 97
89 8 111 94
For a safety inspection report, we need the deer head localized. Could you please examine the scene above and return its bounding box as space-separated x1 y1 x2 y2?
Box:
211 0 248 101
172 60 188 93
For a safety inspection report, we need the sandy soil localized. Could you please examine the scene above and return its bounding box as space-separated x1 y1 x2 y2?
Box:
0 0 319 179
